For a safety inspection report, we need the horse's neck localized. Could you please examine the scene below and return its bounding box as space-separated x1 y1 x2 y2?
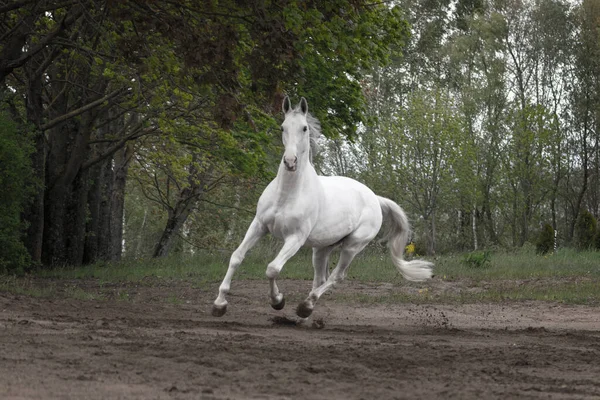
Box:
274 162 318 201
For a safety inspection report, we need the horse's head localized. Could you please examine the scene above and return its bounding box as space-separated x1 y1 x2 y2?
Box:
281 96 311 172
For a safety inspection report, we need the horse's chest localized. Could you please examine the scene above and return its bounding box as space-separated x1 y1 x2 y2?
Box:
259 202 314 238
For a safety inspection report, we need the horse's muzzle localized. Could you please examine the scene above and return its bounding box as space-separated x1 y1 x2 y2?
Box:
283 156 297 171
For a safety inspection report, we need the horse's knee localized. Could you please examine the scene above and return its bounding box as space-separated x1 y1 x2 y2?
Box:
229 251 244 267
266 265 280 279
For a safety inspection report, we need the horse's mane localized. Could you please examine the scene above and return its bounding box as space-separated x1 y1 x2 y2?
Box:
292 106 321 164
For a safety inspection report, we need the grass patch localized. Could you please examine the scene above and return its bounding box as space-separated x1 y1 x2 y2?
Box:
63 285 104 301
431 248 600 281
0 275 58 298
1 245 599 305
32 245 317 285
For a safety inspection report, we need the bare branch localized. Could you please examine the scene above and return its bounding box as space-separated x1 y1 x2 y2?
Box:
41 88 126 131
82 125 157 170
1 6 84 79
198 198 254 215
0 0 36 15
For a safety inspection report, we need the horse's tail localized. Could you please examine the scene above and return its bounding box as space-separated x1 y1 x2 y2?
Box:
378 196 433 282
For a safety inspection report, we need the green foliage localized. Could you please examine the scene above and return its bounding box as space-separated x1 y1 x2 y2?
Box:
119 0 412 258
0 113 35 273
535 224 555 255
462 250 492 268
285 3 410 138
574 210 597 250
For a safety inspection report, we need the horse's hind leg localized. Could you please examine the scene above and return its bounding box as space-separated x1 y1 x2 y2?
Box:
312 246 335 290
266 235 305 310
297 241 367 318
212 218 266 317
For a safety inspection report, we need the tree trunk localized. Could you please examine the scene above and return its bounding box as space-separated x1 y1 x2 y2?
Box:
83 161 104 264
66 169 90 265
23 74 45 263
153 151 208 258
83 111 111 264
108 144 133 261
472 204 478 250
43 110 94 266
97 155 115 259
153 200 196 258
43 179 70 265
425 211 436 256
135 208 148 258
568 114 590 242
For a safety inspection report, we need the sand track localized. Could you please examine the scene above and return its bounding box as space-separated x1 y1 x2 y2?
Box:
1 279 599 399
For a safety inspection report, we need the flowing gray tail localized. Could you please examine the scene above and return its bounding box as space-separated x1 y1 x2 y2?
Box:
378 196 433 281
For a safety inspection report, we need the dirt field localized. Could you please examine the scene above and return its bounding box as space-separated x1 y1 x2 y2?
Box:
1 279 600 399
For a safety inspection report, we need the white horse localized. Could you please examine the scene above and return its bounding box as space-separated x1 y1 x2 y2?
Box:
212 96 433 319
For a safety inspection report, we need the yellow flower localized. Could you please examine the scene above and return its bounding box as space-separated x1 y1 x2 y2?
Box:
405 242 416 255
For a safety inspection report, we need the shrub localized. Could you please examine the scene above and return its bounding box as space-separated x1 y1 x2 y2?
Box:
574 209 597 250
0 112 35 273
412 240 428 257
535 223 555 255
462 250 491 268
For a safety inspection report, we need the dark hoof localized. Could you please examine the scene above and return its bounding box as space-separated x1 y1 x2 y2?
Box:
211 304 227 317
296 302 313 318
271 296 285 311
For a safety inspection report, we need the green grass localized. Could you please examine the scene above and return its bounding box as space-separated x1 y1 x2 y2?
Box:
1 245 599 305
441 248 600 280
63 285 104 301
0 275 57 297
31 245 317 284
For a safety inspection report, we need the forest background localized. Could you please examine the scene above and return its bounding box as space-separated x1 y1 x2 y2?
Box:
1 0 599 273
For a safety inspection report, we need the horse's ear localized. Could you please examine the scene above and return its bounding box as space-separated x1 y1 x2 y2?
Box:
299 97 308 115
282 96 292 114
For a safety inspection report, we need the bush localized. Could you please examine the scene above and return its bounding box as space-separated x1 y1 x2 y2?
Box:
0 112 35 273
594 227 600 250
535 223 555 255
574 209 597 250
462 250 491 268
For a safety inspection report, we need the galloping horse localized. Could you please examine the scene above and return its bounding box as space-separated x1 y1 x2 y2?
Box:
212 96 433 319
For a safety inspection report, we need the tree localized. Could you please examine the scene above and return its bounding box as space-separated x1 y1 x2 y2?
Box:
566 0 600 241
1 0 412 266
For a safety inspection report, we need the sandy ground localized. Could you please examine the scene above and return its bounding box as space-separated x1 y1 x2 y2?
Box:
1 279 600 399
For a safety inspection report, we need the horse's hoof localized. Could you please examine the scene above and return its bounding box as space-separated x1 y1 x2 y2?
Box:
271 296 285 310
296 302 313 318
212 304 227 317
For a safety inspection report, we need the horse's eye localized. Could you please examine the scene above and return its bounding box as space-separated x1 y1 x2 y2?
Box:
281 126 284 132
303 126 308 132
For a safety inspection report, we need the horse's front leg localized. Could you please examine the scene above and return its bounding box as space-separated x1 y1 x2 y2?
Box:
212 218 267 317
266 235 305 310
